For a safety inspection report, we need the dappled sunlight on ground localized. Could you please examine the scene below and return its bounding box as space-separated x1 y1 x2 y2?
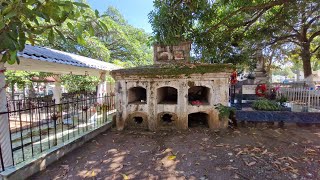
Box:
31 124 320 179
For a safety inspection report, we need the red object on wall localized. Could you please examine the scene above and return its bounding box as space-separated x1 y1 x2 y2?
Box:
230 70 238 85
255 84 267 97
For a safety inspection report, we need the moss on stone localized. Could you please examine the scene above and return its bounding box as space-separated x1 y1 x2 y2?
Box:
187 81 195 87
111 63 234 78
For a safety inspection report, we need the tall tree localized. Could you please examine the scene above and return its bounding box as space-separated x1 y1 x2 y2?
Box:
40 6 153 67
149 0 320 77
0 0 92 167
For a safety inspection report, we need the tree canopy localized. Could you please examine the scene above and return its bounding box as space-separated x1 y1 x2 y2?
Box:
2 1 153 92
0 0 92 64
38 6 152 67
149 0 320 77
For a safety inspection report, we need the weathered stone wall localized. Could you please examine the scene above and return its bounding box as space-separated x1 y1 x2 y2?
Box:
114 73 230 131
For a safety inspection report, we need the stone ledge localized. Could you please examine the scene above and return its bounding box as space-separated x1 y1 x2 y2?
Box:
111 63 234 78
0 113 115 180
236 110 320 123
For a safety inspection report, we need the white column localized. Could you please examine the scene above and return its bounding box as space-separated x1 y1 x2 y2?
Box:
52 75 62 104
0 62 13 167
97 72 106 104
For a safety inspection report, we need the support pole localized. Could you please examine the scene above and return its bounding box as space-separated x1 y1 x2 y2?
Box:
0 62 13 168
52 75 62 104
97 72 106 104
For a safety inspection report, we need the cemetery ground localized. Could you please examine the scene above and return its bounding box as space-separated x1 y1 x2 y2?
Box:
30 124 320 180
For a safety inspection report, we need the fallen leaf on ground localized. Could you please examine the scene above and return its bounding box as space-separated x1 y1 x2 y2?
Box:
168 155 176 160
236 151 244 156
60 165 69 170
287 157 298 163
304 148 318 156
233 174 240 179
245 161 256 166
274 129 282 134
222 165 238 170
122 174 129 180
261 149 268 155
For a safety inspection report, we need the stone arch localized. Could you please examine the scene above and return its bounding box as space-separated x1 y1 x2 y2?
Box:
157 86 178 104
126 112 148 129
157 112 178 128
128 86 147 104
158 52 170 61
188 86 211 105
188 112 209 128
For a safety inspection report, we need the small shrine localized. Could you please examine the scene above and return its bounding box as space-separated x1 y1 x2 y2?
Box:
111 42 232 131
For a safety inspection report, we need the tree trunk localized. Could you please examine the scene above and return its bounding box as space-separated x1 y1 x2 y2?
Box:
301 44 312 78
0 62 14 167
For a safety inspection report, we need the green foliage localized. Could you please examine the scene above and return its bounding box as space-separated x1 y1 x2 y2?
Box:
252 99 281 111
39 6 153 67
1 1 152 67
0 0 90 64
276 96 288 106
149 0 320 76
272 66 295 78
60 75 99 93
2 2 153 92
5 70 53 88
5 71 38 88
215 103 235 119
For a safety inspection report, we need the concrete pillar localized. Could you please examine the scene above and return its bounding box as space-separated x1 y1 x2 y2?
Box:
178 79 188 129
0 62 14 168
97 72 106 104
116 80 126 130
52 75 62 104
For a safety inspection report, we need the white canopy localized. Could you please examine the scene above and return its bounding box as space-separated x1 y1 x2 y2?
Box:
3 44 121 76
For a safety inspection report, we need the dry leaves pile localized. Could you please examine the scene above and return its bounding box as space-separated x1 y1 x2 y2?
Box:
233 145 302 175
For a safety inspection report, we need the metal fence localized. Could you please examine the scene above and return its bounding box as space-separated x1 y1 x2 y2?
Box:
276 87 320 109
0 92 116 172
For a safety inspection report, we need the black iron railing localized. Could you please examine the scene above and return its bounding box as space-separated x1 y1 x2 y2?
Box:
0 92 116 172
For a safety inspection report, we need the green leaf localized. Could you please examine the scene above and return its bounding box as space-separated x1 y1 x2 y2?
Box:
0 21 5 30
95 10 99 18
18 32 26 51
7 50 17 65
54 28 66 42
77 35 86 46
1 52 9 63
16 56 20 65
4 11 17 20
67 22 74 31
88 26 95 36
73 2 90 8
99 20 108 31
48 29 54 43
27 33 35 45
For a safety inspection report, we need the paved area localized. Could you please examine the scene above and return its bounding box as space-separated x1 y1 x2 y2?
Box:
30 124 320 180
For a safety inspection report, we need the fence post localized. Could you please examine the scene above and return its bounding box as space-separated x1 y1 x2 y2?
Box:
307 89 311 108
97 72 106 104
52 75 62 104
0 63 13 168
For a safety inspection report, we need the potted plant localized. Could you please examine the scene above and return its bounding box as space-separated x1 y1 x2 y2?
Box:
215 104 236 128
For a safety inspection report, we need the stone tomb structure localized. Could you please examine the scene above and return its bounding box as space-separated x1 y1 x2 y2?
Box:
111 42 232 131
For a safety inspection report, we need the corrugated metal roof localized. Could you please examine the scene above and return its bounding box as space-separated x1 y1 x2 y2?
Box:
18 44 120 71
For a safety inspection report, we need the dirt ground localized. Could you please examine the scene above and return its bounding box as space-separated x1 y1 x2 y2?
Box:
30 124 320 180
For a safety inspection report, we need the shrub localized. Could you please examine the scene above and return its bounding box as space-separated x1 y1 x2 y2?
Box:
252 99 281 111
